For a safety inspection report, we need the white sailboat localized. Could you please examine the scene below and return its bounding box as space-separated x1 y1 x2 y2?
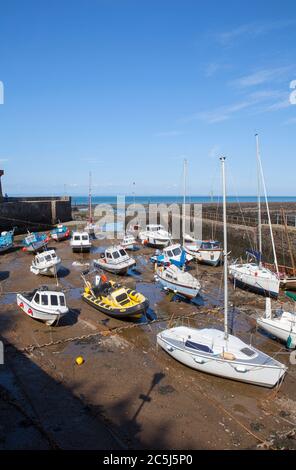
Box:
228 134 280 298
85 172 96 236
182 159 222 266
157 157 286 387
257 296 296 348
155 264 201 299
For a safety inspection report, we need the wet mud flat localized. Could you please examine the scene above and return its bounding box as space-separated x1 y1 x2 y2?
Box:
0 237 296 450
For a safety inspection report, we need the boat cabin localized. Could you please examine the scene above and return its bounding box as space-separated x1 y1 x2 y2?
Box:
72 232 90 243
102 246 130 264
32 290 66 308
164 244 182 258
34 250 58 266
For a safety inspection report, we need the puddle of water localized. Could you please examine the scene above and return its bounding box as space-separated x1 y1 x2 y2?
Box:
67 287 83 300
0 292 16 305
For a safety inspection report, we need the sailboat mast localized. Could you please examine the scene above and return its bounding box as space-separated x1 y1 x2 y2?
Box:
220 157 228 340
88 171 92 224
182 158 187 245
256 134 279 276
256 134 262 267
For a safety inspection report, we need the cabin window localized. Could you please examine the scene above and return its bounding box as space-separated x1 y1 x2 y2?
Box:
34 293 40 304
106 252 112 259
51 295 58 306
240 347 256 357
39 257 44 263
41 295 48 306
119 249 126 256
59 296 65 306
172 248 181 256
185 340 213 354
45 255 51 261
166 274 173 280
74 236 80 241
82 235 88 240
52 252 56 258
116 292 128 303
167 251 173 257
113 251 120 259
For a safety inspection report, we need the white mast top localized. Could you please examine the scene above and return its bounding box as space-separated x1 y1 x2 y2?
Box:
182 158 187 245
255 134 262 267
220 157 228 340
255 134 279 275
89 171 92 224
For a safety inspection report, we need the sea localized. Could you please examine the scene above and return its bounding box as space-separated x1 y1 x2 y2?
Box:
72 195 296 206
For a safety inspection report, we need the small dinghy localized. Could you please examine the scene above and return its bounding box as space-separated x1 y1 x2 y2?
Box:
155 264 201 299
50 224 70 241
138 224 171 248
0 229 15 253
17 287 69 326
184 237 222 267
94 246 136 275
30 249 61 276
121 234 136 250
70 231 92 252
257 296 296 348
151 244 192 267
81 274 149 319
22 231 49 253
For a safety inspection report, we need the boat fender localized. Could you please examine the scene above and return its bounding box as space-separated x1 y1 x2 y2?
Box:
220 351 236 360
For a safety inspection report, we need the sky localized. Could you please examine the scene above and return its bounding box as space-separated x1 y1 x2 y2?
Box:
0 0 296 196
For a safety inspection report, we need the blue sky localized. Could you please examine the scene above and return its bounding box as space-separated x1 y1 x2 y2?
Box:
0 0 296 196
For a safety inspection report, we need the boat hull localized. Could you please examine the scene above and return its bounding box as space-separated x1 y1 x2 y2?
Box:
30 262 61 277
82 293 148 319
71 244 91 253
257 318 296 348
184 246 222 266
157 334 286 388
156 275 200 299
94 259 136 275
230 276 279 298
0 243 13 254
17 293 64 326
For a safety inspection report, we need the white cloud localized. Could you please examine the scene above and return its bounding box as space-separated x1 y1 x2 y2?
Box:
231 67 293 88
215 20 296 45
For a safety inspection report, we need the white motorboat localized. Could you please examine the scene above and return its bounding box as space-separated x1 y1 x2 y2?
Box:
184 239 222 266
155 264 201 299
70 231 92 252
151 244 193 266
121 234 137 250
17 287 69 326
229 261 280 298
30 249 61 277
257 296 296 348
94 245 136 275
228 134 280 298
157 157 286 388
138 224 171 248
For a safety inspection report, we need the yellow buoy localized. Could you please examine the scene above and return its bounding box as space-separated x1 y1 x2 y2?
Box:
75 356 84 366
